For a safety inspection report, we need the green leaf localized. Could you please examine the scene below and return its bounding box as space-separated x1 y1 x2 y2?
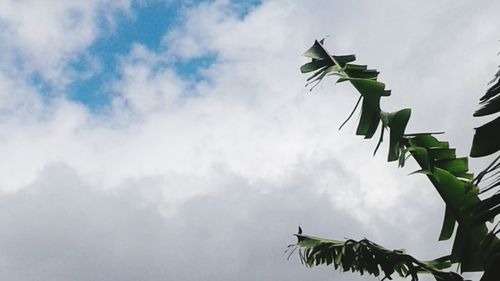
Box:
303 40 331 60
387 108 411 162
356 95 381 138
407 146 431 171
408 169 433 176
300 59 331 73
480 243 500 281
473 205 500 225
293 235 457 280
454 172 474 181
470 193 500 215
305 65 338 90
373 124 386 156
450 225 486 272
474 77 500 117
344 64 367 71
434 158 469 176
339 96 362 131
470 116 500 157
297 236 321 248
301 55 356 73
379 110 391 126
333 55 357 66
349 78 390 97
424 255 452 270
409 135 449 149
428 148 456 161
344 64 379 79
470 193 500 225
398 148 409 167
439 206 456 241
481 72 500 101
474 95 500 116
431 168 488 272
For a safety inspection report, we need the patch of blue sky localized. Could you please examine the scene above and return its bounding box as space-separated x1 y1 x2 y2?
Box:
174 54 217 80
68 0 262 111
30 73 53 102
69 1 183 111
232 0 262 19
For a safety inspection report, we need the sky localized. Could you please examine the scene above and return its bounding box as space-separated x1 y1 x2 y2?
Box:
0 0 499 280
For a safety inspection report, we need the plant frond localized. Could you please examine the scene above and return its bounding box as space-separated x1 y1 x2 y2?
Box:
291 232 464 281
471 65 500 157
299 39 500 278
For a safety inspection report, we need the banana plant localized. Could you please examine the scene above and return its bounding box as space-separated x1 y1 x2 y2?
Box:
290 39 500 281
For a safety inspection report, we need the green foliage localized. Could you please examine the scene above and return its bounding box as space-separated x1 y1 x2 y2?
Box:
287 234 463 281
291 40 500 281
471 67 500 157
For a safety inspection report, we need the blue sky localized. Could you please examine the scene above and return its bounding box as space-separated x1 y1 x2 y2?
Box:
70 1 182 108
67 0 261 110
72 1 211 109
0 1 497 280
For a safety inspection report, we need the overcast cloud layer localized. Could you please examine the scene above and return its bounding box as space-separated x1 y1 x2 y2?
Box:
0 0 499 280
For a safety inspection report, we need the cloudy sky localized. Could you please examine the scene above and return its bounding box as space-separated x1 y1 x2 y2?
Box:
0 0 498 280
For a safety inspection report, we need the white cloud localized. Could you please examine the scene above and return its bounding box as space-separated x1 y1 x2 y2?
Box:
112 44 188 114
0 71 42 114
0 0 131 86
0 163 452 281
